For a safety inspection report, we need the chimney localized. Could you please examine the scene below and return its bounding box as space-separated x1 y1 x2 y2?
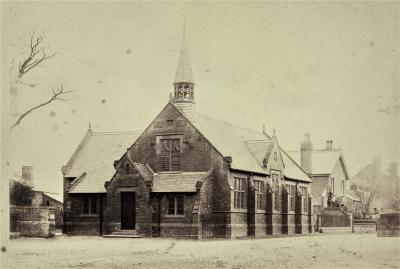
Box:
326 140 334 150
300 133 313 175
388 162 398 177
22 166 33 181
372 155 381 180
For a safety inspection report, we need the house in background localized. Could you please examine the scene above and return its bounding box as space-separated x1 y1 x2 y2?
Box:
10 166 63 209
351 156 400 214
62 30 313 239
10 166 63 235
288 135 351 213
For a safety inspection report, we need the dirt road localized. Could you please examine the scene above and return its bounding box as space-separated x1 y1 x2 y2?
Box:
4 233 400 268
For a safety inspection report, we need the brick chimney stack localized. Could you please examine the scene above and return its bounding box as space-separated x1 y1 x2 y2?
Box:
326 140 334 150
300 133 313 175
22 166 33 181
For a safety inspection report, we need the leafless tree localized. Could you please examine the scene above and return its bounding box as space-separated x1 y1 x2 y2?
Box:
10 32 70 129
354 178 380 217
11 86 70 129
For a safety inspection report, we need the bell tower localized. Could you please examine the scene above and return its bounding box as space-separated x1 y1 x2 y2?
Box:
172 20 195 119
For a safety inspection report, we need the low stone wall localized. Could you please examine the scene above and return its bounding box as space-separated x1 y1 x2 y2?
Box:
353 220 376 233
10 206 56 238
377 213 400 237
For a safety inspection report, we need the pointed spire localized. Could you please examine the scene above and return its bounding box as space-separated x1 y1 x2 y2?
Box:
174 17 194 84
183 12 186 37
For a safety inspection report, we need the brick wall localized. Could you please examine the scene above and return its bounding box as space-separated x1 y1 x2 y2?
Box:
157 194 197 238
127 104 222 174
64 194 104 235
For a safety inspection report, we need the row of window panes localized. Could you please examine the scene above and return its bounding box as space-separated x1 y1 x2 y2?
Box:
288 184 296 211
168 195 184 215
82 196 97 215
299 186 308 212
234 177 246 209
254 180 265 210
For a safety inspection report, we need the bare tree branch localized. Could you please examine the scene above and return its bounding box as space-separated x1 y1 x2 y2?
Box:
10 86 71 129
18 32 57 78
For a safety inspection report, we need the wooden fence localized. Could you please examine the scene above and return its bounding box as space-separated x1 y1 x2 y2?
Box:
316 208 352 232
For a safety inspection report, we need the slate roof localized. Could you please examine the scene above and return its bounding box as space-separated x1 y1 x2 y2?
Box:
152 172 208 192
65 104 311 194
280 150 312 182
244 140 272 167
131 162 154 182
174 34 194 84
192 114 269 174
287 149 342 175
65 130 141 193
190 113 311 182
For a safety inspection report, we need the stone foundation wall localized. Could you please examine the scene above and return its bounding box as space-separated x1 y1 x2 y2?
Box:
353 220 376 233
10 206 56 238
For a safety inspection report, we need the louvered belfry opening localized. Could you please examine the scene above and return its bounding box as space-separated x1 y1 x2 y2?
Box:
160 138 181 171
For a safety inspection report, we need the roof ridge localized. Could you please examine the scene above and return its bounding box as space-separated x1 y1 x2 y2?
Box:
244 142 266 168
195 113 264 135
92 131 142 135
288 148 342 153
63 129 93 175
244 140 270 143
280 147 311 180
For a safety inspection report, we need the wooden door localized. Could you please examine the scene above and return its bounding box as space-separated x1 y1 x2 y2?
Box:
121 192 136 230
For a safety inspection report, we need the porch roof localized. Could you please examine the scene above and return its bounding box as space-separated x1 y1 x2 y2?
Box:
151 172 208 193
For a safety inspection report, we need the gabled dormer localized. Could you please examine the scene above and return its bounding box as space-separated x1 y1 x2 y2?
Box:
263 130 285 174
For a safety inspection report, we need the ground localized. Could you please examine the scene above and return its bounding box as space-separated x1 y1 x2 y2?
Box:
3 233 400 268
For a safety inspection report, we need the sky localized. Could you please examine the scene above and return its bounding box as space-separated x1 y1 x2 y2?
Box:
2 2 399 201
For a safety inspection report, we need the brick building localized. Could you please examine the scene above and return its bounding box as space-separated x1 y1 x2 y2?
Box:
288 136 351 214
62 31 313 238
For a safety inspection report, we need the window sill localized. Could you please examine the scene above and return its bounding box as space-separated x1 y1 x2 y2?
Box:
80 214 98 217
232 208 247 212
164 214 185 218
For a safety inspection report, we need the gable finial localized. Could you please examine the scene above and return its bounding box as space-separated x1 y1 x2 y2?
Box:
262 123 266 134
88 122 92 131
273 128 276 136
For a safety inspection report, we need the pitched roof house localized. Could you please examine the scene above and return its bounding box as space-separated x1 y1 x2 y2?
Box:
288 136 351 213
62 31 313 238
